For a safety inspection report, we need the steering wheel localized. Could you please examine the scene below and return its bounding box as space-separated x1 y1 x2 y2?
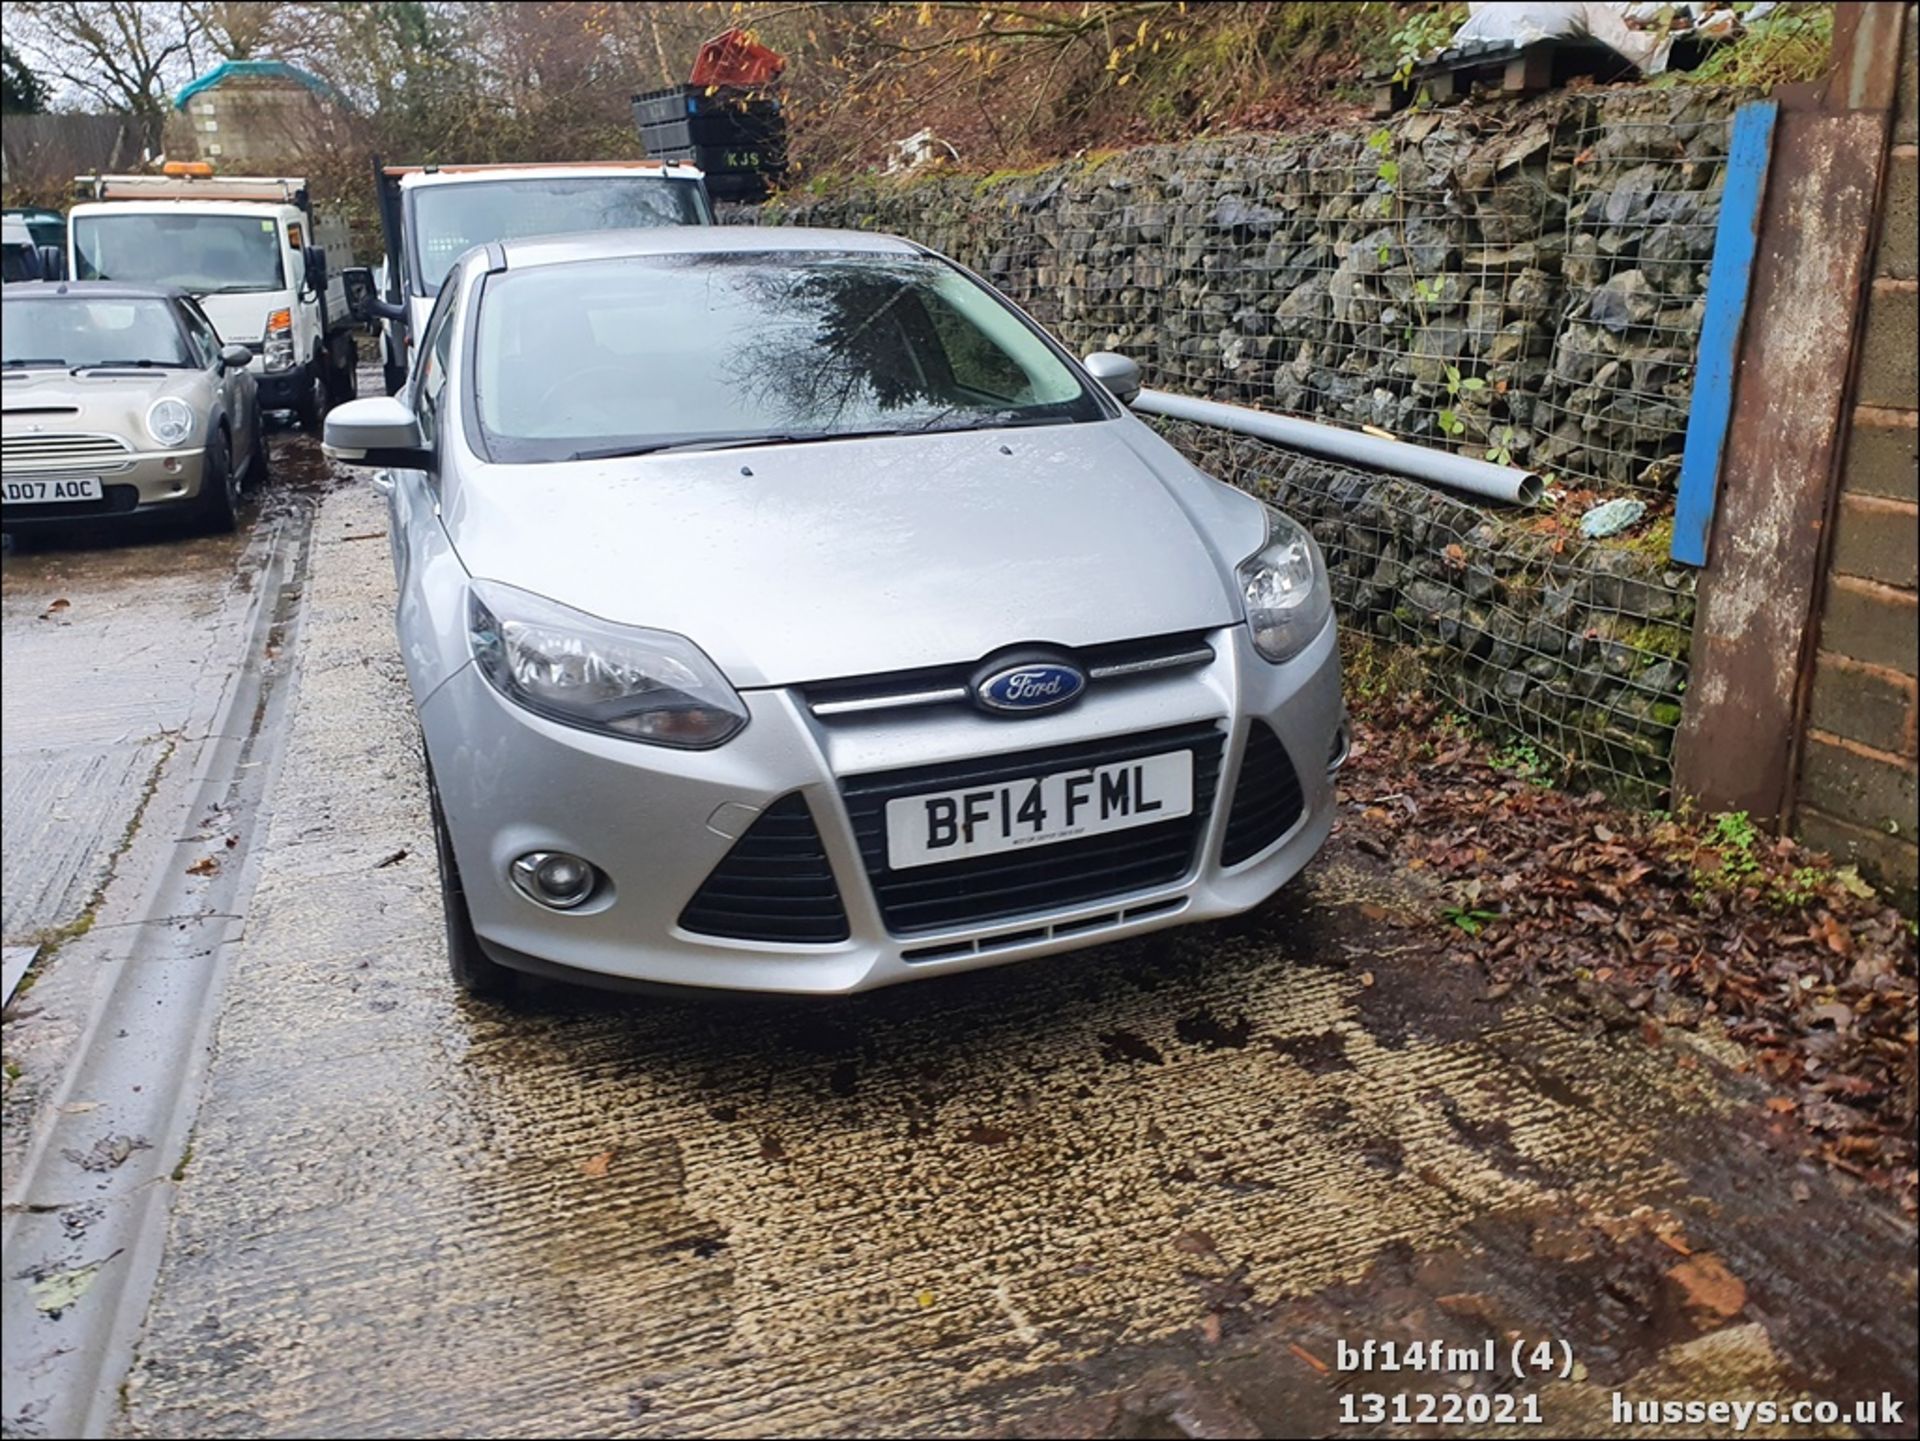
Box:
533 365 635 414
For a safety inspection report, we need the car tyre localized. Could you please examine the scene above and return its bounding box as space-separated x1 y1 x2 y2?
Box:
428 760 517 1000
295 363 329 433
246 413 271 489
195 424 240 533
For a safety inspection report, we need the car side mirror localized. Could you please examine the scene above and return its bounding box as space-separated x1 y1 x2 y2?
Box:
324 396 431 469
342 265 404 324
341 266 375 322
218 342 253 372
1083 351 1143 407
305 244 327 291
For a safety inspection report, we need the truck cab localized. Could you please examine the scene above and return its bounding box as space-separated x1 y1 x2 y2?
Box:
353 161 712 394
68 166 358 429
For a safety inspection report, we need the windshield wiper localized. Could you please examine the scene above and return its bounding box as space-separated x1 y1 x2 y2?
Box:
569 431 847 461
71 359 165 373
3 358 67 369
563 414 1069 463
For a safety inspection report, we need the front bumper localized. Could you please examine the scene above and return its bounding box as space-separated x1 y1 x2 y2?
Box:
254 364 307 410
421 619 1344 996
0 447 208 524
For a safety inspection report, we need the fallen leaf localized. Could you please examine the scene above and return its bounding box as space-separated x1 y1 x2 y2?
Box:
1198 1313 1223 1345
38 598 70 621
186 856 218 876
579 1149 614 1178
1288 1341 1329 1372
1668 1253 1747 1317
916 1289 935 1308
1359 970 1376 988
1764 1096 1798 1114
961 1123 1010 1146
1173 1229 1219 1257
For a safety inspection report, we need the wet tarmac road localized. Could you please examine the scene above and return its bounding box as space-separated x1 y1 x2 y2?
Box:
65 475 1909 1437
1 428 1914 1438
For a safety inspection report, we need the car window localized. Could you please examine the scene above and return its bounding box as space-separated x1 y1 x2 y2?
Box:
472 251 1103 463
414 269 462 447
1 297 195 368
178 301 221 367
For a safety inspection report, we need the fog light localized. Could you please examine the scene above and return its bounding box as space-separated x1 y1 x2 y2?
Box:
1328 718 1352 775
509 850 597 910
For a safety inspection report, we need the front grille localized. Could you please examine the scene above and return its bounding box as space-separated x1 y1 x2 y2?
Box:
678 793 850 944
841 722 1226 935
1220 723 1306 866
1 432 135 472
803 630 1216 720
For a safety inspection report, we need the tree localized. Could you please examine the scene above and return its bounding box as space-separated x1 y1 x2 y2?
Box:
3 42 50 113
8 2 206 155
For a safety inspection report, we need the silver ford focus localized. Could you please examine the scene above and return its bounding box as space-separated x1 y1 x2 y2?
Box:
324 228 1346 999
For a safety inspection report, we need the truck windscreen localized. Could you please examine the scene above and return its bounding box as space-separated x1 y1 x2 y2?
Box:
73 213 285 294
408 176 708 294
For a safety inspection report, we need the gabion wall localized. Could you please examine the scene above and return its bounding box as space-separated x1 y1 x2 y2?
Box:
742 85 1744 791
1162 422 1696 796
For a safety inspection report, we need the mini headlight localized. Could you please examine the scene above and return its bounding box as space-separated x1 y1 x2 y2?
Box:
1237 506 1333 664
467 580 748 748
146 398 195 448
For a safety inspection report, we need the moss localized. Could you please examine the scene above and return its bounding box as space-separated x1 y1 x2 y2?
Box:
1620 514 1676 561
1622 622 1690 661
1650 701 1684 727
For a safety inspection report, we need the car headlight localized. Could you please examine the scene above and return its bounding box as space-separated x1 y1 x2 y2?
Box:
1237 506 1332 664
467 580 748 748
145 398 195 447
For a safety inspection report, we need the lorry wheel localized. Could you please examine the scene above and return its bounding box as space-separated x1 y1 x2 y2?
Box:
195 425 240 534
296 364 329 433
328 337 359 403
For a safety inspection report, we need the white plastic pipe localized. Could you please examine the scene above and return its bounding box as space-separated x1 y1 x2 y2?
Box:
1134 387 1543 507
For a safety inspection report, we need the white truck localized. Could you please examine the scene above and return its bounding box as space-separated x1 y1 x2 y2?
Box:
69 166 359 430
347 160 713 394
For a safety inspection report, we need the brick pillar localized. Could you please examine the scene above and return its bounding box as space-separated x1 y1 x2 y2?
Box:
1792 5 1920 906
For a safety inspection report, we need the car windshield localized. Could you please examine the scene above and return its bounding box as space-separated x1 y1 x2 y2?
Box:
1 297 192 368
73 212 284 293
473 251 1105 463
408 176 708 294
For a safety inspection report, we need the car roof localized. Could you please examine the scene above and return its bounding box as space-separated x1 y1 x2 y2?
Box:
497 226 921 271
396 163 705 189
3 280 184 301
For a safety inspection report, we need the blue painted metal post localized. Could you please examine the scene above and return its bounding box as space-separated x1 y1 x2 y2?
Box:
1672 100 1779 567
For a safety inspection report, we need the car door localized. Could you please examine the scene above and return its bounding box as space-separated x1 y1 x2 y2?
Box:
389 266 472 709
179 297 249 458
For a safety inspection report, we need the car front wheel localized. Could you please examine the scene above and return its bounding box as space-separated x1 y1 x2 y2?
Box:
427 760 516 1000
195 424 239 533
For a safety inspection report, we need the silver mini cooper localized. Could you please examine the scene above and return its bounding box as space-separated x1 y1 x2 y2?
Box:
324 228 1345 998
2 282 265 535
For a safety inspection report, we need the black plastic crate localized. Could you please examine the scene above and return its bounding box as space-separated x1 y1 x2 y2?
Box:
645 140 787 184
632 85 782 128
